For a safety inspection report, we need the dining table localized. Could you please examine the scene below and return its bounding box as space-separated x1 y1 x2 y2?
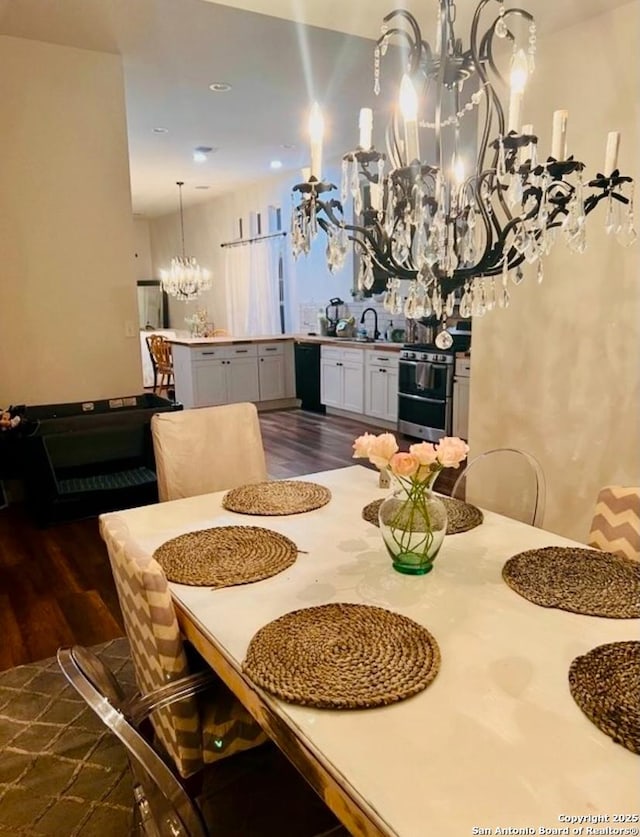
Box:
100 465 640 837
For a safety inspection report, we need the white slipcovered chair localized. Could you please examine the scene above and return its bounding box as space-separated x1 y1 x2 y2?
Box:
151 403 268 502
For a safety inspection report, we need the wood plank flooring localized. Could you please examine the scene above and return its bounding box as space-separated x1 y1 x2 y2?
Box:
0 409 460 672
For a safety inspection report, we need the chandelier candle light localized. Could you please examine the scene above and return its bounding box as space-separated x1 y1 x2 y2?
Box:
291 1 635 347
160 181 211 301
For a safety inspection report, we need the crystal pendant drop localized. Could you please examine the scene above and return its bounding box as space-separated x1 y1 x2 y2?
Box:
363 256 375 290
485 277 497 311
459 285 472 318
536 261 544 283
511 266 525 285
445 293 455 317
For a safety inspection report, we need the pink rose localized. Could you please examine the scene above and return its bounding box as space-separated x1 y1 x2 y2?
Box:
435 436 469 469
353 433 376 459
390 452 419 478
409 442 438 466
365 433 399 469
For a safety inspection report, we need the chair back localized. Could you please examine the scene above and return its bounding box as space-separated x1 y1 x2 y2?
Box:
58 645 206 837
151 402 268 502
100 514 206 778
451 447 546 527
588 485 640 562
146 334 173 375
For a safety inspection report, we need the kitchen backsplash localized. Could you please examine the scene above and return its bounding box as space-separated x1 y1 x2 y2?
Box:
298 298 406 341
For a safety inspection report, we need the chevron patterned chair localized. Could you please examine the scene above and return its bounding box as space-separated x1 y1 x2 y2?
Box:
588 485 640 562
100 513 268 780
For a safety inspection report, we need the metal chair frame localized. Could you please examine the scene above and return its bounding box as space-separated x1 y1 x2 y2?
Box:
58 645 216 837
451 447 546 527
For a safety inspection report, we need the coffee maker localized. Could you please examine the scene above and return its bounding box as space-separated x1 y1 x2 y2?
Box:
325 298 344 337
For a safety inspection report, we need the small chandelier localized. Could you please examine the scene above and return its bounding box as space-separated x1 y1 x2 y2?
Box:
160 181 211 301
291 1 635 348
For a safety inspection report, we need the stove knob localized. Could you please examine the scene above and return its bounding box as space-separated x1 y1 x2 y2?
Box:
408 352 416 360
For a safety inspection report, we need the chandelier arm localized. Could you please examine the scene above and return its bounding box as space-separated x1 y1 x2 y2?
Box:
381 10 423 50
470 3 506 170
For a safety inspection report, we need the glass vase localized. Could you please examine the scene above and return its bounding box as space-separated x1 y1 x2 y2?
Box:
378 479 448 575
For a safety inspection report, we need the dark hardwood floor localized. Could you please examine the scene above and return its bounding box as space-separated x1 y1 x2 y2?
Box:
0 410 459 672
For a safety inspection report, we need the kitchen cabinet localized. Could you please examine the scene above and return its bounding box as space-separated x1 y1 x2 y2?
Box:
452 356 471 440
173 341 294 409
320 346 364 413
365 351 399 424
258 343 286 401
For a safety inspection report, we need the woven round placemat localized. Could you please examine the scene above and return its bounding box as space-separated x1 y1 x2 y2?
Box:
154 526 298 587
361 496 483 535
569 641 640 754
222 481 331 516
502 546 640 618
242 602 440 709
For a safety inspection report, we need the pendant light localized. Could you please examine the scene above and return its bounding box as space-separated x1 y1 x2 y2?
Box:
160 181 211 300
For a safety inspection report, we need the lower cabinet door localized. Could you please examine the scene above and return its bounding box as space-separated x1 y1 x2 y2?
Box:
365 367 388 419
193 360 228 407
385 370 399 423
226 357 260 404
258 355 286 401
342 361 364 413
321 360 342 407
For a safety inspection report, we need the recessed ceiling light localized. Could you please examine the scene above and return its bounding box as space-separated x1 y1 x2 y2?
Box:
281 143 296 150
209 82 232 92
270 160 283 170
195 185 210 190
193 145 216 163
152 127 169 134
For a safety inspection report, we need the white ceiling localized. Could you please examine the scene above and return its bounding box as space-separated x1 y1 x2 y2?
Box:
0 0 632 217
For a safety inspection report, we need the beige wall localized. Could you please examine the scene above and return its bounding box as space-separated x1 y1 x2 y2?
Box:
0 36 142 405
133 218 153 281
469 1 640 541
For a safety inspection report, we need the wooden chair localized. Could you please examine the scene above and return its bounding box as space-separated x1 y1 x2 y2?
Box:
451 447 546 527
588 485 640 562
151 403 267 502
146 335 174 396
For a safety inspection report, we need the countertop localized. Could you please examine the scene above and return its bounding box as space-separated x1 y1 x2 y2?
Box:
168 334 403 352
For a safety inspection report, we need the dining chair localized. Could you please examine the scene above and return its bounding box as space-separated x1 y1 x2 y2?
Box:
58 644 347 836
151 402 268 502
588 485 640 562
101 513 268 780
146 335 174 396
451 447 546 527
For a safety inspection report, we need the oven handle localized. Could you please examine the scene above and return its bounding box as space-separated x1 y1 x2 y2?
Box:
400 360 451 370
398 392 448 405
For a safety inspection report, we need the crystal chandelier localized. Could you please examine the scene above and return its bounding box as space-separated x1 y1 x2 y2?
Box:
160 181 211 301
291 1 635 347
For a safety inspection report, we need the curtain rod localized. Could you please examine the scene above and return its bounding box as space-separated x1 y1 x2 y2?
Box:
220 231 287 248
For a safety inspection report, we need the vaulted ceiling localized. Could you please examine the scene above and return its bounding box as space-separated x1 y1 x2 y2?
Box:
0 0 631 217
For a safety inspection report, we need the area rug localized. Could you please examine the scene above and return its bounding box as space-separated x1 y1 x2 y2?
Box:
0 637 135 836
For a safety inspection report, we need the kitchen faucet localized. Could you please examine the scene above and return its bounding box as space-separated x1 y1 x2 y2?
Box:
360 307 380 340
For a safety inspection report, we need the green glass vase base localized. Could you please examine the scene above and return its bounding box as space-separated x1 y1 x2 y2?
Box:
392 558 434 575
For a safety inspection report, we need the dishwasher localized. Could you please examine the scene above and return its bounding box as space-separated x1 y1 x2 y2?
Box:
294 342 326 413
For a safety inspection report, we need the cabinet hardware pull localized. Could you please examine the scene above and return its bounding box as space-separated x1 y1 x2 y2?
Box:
336 362 343 367
201 351 216 355
235 349 248 354
260 358 264 362
265 348 277 352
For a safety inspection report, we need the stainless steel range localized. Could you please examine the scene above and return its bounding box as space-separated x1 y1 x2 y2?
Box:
398 346 454 442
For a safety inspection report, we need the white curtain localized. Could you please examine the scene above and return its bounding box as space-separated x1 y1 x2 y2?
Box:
224 237 282 336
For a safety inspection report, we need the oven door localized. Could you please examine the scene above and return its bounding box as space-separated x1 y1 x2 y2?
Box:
398 360 451 400
398 392 451 440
